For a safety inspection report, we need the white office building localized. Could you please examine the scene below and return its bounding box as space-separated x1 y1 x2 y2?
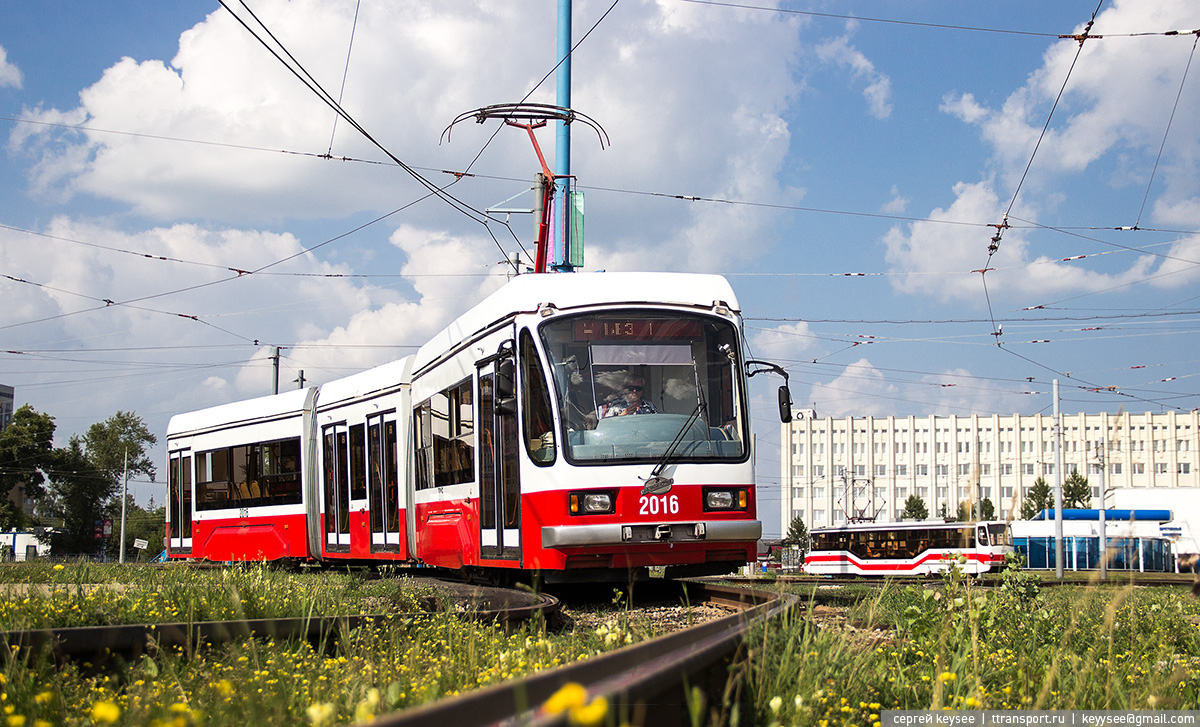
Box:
781 409 1200 537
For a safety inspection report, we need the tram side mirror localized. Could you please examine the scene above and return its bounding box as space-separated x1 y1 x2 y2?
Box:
496 357 517 417
778 385 793 423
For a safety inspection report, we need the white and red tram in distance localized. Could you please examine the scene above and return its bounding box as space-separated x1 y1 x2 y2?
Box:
166 272 783 581
804 520 1014 576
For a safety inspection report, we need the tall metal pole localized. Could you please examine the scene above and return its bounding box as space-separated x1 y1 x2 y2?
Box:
1097 439 1107 581
272 346 281 395
119 448 129 564
1053 379 1064 579
553 0 573 271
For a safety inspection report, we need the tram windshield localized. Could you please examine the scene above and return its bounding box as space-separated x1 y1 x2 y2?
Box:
540 311 747 464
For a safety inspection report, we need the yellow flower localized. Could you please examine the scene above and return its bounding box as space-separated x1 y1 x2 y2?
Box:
307 702 335 727
568 696 608 727
938 672 957 683
91 700 120 724
32 694 51 706
770 696 783 714
53 565 64 571
7 716 25 727
543 683 589 715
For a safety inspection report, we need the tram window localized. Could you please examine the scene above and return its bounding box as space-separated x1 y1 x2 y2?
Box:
540 312 747 464
349 424 367 500
419 378 475 489
195 438 301 510
520 330 556 465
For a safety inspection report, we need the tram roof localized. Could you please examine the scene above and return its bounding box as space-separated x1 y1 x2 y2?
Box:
812 520 1007 534
413 272 741 372
168 387 311 438
314 356 413 407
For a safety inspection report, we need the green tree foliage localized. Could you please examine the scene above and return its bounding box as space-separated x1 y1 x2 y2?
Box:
901 494 928 520
1020 476 1053 520
956 497 998 522
783 515 810 555
0 405 57 506
45 411 156 556
105 497 166 560
1063 470 1092 509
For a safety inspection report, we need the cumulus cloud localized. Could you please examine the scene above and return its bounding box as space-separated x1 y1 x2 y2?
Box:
814 33 892 119
0 46 20 89
887 0 1200 303
11 0 804 273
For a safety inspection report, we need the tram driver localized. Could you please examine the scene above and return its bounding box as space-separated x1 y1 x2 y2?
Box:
597 375 658 419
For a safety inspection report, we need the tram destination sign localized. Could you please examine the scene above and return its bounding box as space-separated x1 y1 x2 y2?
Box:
573 319 702 341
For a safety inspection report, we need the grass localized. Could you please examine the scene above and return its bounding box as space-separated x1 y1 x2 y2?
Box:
743 557 1200 726
0 564 670 726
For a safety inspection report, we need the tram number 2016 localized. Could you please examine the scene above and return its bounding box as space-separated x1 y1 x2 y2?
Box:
639 494 680 516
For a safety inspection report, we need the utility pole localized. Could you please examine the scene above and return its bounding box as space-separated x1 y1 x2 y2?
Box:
1053 379 1064 579
553 0 573 271
1097 438 1107 581
295 370 306 390
118 448 128 564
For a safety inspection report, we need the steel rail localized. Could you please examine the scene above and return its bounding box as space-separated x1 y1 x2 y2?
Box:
374 581 799 727
0 579 558 662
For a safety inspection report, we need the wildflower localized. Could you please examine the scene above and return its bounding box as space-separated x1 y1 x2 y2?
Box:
543 683 589 715
307 702 336 727
91 700 120 724
938 672 956 683
7 716 25 727
769 696 783 714
569 696 608 727
53 565 64 571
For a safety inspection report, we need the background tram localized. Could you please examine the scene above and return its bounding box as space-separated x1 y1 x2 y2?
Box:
804 520 1013 576
166 272 784 581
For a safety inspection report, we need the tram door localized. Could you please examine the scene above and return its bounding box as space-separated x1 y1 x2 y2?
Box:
168 450 193 554
321 424 352 550
478 359 521 561
367 413 401 551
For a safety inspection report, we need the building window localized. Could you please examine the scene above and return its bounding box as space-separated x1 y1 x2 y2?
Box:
875 465 887 477
1111 463 1122 475
792 465 804 477
1180 463 1192 475
1155 463 1168 475
1133 463 1145 475
854 465 867 477
1022 464 1035 476
1001 464 1013 475
958 464 970 476
814 465 825 477
981 464 992 475
1043 463 1055 475
1089 463 1103 475
916 464 929 476
936 464 949 476
896 464 908 476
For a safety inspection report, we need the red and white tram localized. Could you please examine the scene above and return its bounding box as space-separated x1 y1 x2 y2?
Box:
804 520 1013 576
166 272 785 581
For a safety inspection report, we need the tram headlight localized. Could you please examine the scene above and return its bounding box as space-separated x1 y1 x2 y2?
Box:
569 490 616 515
703 487 749 512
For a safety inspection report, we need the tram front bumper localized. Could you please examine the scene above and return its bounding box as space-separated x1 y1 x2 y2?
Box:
542 520 762 548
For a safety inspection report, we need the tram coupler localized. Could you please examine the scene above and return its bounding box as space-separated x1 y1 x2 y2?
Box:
654 524 672 540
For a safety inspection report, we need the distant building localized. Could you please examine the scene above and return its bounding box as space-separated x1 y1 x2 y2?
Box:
780 410 1200 555
0 384 12 432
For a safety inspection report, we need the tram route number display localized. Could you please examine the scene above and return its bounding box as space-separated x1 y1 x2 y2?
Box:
639 494 680 516
573 319 702 341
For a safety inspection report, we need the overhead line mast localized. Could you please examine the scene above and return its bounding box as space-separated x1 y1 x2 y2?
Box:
444 0 607 274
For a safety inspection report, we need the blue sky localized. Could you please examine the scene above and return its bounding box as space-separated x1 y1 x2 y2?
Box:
2 1 1198 533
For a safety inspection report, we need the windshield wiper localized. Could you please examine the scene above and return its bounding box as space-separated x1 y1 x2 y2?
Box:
640 400 706 495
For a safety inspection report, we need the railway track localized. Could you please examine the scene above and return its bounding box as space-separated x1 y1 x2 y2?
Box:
377 580 797 727
0 578 558 662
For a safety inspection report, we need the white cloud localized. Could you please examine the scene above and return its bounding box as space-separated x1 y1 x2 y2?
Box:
889 0 1200 303
807 358 898 418
11 0 805 273
0 45 21 89
881 185 908 215
814 34 892 120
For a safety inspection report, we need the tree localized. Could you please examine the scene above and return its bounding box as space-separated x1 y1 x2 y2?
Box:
45 411 156 556
0 405 57 512
901 494 928 520
783 515 810 555
1020 476 1053 520
1063 470 1092 509
956 497 997 522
